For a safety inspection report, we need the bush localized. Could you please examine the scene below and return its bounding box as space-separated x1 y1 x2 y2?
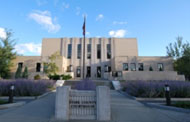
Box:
61 74 72 80
0 79 55 96
34 74 41 80
22 67 28 79
75 79 96 91
124 80 190 98
48 74 72 80
48 74 60 80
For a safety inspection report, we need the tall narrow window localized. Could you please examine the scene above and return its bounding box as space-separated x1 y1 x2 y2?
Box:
97 66 101 78
138 63 144 71
76 66 81 77
158 63 164 71
130 63 136 71
87 44 91 59
107 44 111 59
97 44 101 59
67 44 72 59
77 44 81 59
36 63 41 72
86 66 91 77
123 63 128 71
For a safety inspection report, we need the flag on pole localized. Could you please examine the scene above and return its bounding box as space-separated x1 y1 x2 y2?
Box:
82 16 86 36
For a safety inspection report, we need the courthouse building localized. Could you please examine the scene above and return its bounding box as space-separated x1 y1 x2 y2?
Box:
11 38 185 80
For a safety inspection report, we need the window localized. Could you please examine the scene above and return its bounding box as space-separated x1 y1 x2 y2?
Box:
76 66 81 77
123 63 128 71
87 44 91 59
108 66 111 72
77 44 81 59
86 66 91 77
104 65 111 72
97 44 101 59
130 63 136 71
158 63 164 71
36 63 41 72
67 65 73 72
138 63 144 71
18 62 23 69
67 44 72 59
117 71 122 77
107 44 111 59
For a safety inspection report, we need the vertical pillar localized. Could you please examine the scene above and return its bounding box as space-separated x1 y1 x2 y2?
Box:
55 86 70 120
96 86 111 120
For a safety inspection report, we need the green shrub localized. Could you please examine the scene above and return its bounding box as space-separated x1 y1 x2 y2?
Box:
15 65 22 79
48 74 60 80
173 101 190 109
34 74 41 80
22 67 28 79
61 74 72 80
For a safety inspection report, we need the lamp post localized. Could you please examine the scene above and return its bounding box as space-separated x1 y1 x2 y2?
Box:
8 85 15 103
165 84 171 106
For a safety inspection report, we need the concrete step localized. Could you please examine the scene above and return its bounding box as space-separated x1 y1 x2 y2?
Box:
63 79 114 89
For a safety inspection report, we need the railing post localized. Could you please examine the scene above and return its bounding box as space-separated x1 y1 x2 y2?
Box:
55 86 70 120
96 86 111 121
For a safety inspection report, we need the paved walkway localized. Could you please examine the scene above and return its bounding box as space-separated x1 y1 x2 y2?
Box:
0 91 190 122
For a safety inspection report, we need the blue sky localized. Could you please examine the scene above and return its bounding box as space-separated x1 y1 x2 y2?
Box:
0 0 190 56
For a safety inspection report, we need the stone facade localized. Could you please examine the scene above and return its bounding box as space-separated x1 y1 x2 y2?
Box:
11 37 185 80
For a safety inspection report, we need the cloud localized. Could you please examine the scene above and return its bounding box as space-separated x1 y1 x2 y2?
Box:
113 21 127 25
0 27 6 39
62 2 69 11
36 0 47 6
15 43 41 55
109 29 127 38
76 7 81 16
29 10 61 33
96 14 104 21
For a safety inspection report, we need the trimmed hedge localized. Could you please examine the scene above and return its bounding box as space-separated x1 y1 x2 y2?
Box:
123 80 190 98
0 79 55 96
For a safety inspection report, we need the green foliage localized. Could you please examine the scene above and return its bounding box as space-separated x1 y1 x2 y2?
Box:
0 30 16 78
149 66 153 71
44 52 60 75
48 74 72 80
166 37 190 80
61 74 72 80
34 74 41 80
48 74 60 80
22 67 28 79
15 65 22 79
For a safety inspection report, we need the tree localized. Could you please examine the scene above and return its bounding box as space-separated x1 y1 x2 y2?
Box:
22 67 28 79
15 65 22 79
44 52 60 75
166 37 190 80
0 30 16 78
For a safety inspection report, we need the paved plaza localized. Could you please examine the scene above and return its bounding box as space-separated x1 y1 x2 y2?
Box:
0 90 189 122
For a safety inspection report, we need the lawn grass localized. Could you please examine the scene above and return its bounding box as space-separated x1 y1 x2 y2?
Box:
172 101 190 109
0 99 8 105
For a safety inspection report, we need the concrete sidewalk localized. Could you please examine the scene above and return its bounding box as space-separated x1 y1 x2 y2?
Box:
0 90 189 122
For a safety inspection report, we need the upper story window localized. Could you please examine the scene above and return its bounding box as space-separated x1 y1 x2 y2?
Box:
130 63 136 71
77 44 81 59
97 44 101 59
18 62 23 69
67 44 72 59
107 44 111 59
123 63 128 71
138 63 144 71
87 44 91 59
36 63 41 72
158 63 164 71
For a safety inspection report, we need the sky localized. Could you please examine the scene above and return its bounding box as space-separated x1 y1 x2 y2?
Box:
0 0 190 56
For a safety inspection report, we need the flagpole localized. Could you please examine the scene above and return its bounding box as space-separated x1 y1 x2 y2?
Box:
82 16 86 79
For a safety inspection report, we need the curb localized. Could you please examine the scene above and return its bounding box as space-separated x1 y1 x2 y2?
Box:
0 101 26 109
142 102 190 114
0 90 55 100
